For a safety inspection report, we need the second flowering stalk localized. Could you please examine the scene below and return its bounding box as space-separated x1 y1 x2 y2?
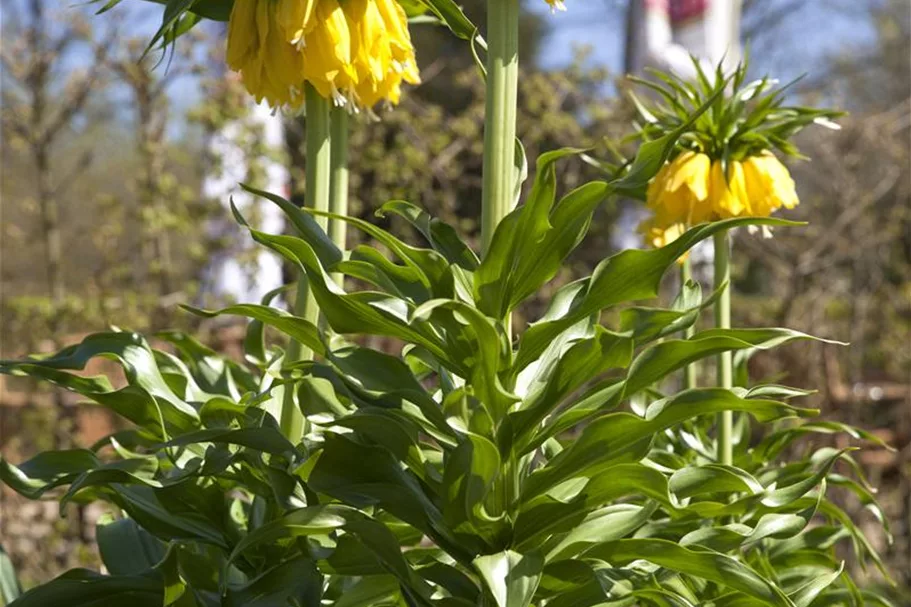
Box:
227 0 420 441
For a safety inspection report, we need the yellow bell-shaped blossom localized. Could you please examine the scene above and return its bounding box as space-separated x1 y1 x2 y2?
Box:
741 152 799 216
226 0 307 108
545 0 567 12
639 150 799 249
299 0 357 103
645 151 713 226
226 0 418 110
711 159 750 217
639 217 687 250
344 0 421 109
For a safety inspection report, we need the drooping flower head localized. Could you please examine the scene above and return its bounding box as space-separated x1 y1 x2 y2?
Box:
645 150 799 244
226 0 308 108
226 0 420 111
344 0 421 109
629 60 840 248
544 0 567 12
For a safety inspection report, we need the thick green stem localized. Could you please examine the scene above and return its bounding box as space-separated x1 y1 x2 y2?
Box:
714 230 733 465
680 257 697 390
328 106 349 287
481 0 519 256
280 85 331 442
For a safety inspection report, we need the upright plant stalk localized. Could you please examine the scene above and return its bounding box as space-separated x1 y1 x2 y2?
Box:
481 0 520 519
280 84 331 442
680 257 697 389
480 0 519 256
328 106 349 287
714 230 733 465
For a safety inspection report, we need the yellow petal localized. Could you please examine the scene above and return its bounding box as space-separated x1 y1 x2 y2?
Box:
666 151 711 202
711 160 750 217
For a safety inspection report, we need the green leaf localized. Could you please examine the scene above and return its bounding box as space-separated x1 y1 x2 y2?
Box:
474 551 543 607
0 449 101 499
544 503 658 562
306 208 453 299
506 181 611 315
7 569 164 607
412 299 515 419
378 200 479 271
474 148 590 319
340 245 431 302
0 332 200 437
327 346 453 440
96 517 168 576
442 433 504 545
415 0 477 41
182 303 326 359
225 556 322 607
163 427 296 456
679 514 809 552
331 576 401 607
245 227 451 365
537 326 829 445
474 148 610 319
101 485 229 548
510 327 633 444
155 329 254 398
619 278 725 345
241 284 293 366
513 218 802 374
144 0 197 55
515 464 672 551
330 408 431 483
613 79 725 198
668 465 764 499
753 421 892 462
523 389 813 497
242 184 342 268
228 505 351 564
309 435 457 557
582 539 794 607
60 458 163 508
788 562 844 607
0 545 21 605
760 449 853 508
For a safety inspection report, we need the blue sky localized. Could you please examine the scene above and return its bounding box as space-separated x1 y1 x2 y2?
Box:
527 0 879 82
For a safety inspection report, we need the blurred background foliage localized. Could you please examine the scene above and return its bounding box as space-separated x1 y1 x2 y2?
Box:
0 0 908 594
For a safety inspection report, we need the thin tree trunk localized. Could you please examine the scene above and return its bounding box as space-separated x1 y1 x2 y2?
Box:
36 147 64 321
29 0 65 332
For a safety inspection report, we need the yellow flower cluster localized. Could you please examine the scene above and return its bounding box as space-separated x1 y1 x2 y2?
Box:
226 0 420 111
639 150 799 248
544 0 567 11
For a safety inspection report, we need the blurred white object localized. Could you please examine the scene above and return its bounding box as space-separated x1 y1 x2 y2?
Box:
627 0 742 78
202 101 287 305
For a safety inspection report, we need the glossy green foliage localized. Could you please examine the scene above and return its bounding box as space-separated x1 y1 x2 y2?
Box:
628 58 843 162
0 137 895 605
0 545 21 606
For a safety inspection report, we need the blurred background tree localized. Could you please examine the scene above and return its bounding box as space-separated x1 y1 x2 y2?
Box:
0 0 908 594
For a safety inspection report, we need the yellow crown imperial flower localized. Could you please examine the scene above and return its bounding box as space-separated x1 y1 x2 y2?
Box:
226 0 419 111
641 150 800 248
344 0 421 110
226 0 308 108
646 151 714 226
628 60 839 250
544 0 567 12
639 217 687 250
